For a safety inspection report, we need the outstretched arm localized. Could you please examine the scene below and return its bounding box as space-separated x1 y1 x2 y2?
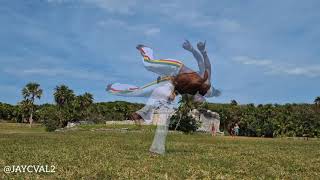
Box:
197 41 211 82
182 40 205 77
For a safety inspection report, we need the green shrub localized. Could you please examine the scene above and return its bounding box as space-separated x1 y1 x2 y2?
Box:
169 113 200 133
169 95 201 133
38 106 60 132
43 117 60 132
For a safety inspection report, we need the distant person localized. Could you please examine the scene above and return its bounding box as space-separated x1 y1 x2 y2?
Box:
234 123 240 136
229 124 235 137
211 125 217 136
230 127 235 137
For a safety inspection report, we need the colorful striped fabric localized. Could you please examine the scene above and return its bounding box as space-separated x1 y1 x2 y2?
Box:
107 45 182 97
143 56 183 68
107 76 172 96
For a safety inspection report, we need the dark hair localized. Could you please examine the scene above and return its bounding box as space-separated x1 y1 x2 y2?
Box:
172 71 210 96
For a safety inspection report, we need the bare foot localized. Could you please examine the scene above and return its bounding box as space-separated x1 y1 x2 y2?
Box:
182 40 194 52
197 41 206 52
149 151 162 157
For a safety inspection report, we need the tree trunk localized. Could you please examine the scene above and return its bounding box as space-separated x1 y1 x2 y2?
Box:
30 96 35 128
29 112 33 128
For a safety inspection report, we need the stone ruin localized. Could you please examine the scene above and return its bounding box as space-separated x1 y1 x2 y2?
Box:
151 108 223 135
190 109 223 135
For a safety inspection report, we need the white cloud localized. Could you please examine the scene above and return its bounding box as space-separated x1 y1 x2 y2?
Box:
270 66 320 77
155 2 242 32
3 67 109 81
98 19 126 27
233 56 272 66
233 56 320 77
144 28 160 36
47 0 138 14
83 0 137 14
46 0 67 3
216 19 242 32
48 0 241 32
98 18 160 37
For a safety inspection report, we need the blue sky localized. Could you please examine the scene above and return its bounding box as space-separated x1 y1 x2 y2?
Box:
1 0 320 105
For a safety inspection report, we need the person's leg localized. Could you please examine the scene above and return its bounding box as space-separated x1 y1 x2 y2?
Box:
149 104 174 155
182 40 205 77
106 77 173 98
136 45 183 76
135 105 155 124
197 41 211 83
137 43 204 79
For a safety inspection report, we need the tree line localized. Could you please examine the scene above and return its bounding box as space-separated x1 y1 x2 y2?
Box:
0 82 319 137
0 82 143 131
207 101 320 137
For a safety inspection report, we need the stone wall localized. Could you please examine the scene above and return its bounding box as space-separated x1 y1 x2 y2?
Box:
190 109 222 134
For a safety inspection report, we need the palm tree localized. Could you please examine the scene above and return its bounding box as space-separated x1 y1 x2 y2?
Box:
19 99 32 123
314 96 320 106
77 93 94 109
53 85 75 126
75 92 94 120
22 82 43 127
53 85 75 107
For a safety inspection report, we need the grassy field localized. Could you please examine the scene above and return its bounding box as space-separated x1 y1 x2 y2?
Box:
0 123 319 179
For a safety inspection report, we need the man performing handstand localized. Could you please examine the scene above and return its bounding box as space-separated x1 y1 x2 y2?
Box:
107 40 220 154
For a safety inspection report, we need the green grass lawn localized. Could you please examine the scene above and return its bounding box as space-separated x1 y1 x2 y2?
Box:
0 123 319 179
